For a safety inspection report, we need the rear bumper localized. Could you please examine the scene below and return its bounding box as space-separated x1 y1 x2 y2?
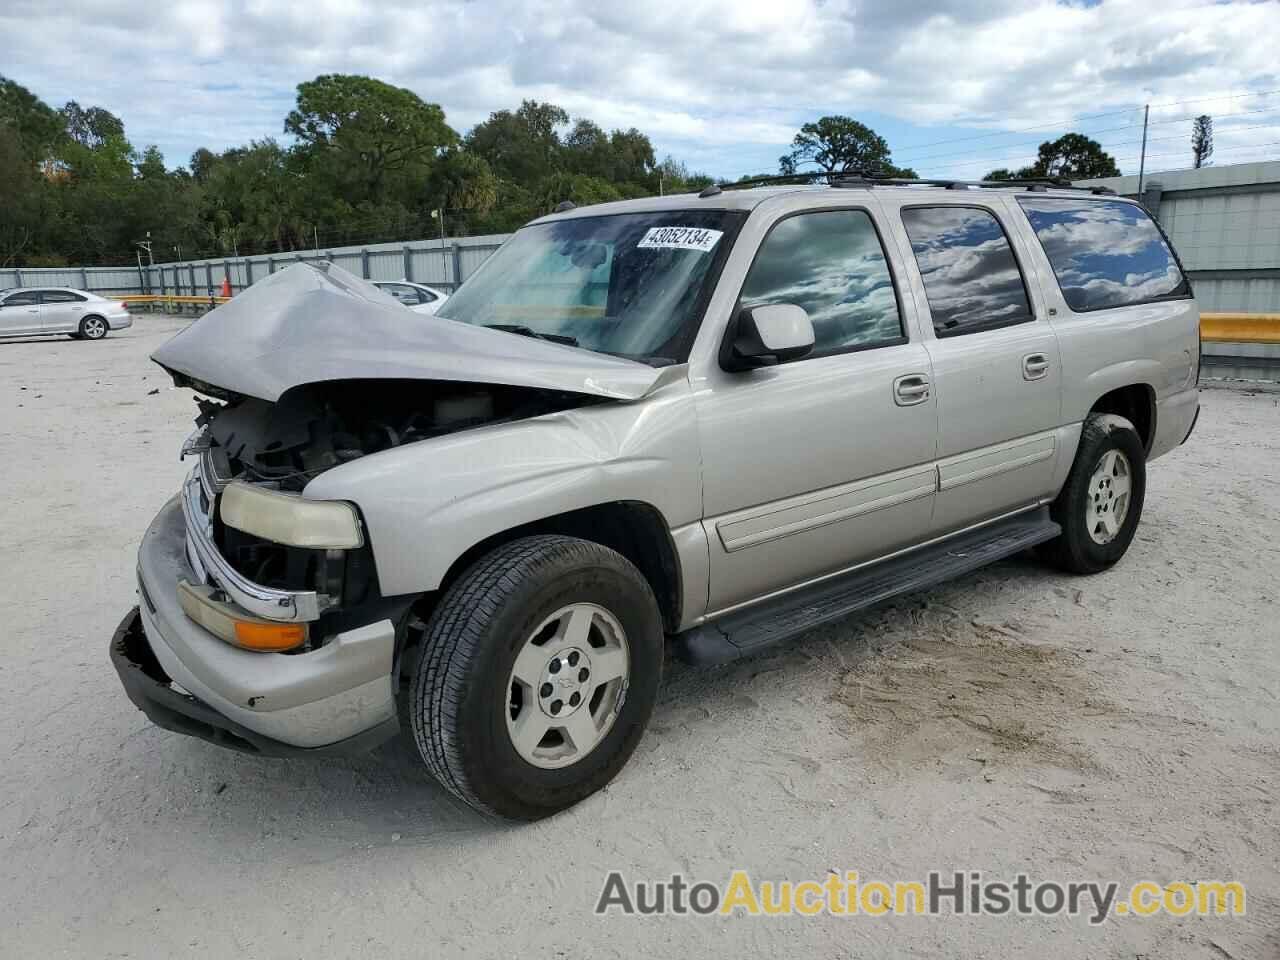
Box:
108 313 133 330
124 495 400 750
111 607 398 756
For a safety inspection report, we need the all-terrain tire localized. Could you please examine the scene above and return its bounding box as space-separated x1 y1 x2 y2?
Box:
410 535 663 820
1040 413 1147 574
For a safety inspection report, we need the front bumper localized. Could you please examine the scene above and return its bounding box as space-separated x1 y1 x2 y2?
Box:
111 606 397 756
119 495 400 751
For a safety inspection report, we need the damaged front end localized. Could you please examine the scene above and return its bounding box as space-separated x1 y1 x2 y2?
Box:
181 377 600 651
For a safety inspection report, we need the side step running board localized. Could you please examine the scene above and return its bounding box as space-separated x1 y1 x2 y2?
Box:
674 508 1060 665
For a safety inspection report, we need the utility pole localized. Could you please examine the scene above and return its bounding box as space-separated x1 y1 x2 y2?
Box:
136 232 155 295
432 208 447 280
1137 104 1150 197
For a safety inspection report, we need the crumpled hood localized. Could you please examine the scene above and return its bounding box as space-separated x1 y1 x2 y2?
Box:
150 261 669 402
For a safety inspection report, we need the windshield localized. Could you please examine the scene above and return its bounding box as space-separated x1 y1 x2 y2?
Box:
436 210 743 363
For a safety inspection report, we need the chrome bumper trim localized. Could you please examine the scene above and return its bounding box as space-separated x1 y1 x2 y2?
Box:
181 471 323 622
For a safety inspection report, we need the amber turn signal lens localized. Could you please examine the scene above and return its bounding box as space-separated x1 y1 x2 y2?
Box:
233 621 307 652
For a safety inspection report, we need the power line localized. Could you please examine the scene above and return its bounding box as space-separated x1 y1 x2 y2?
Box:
924 136 1280 176
893 86 1280 157
902 105 1280 167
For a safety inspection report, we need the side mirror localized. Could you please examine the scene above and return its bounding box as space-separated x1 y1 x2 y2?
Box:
726 304 815 370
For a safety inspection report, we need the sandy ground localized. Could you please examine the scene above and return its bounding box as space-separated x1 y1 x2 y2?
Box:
1 314 1277 959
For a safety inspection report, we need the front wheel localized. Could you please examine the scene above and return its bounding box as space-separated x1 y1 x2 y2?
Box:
1040 413 1147 574
409 535 664 820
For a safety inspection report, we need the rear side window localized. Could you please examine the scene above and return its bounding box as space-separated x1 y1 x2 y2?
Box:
1018 198 1190 312
39 290 86 303
739 209 904 357
901 206 1034 337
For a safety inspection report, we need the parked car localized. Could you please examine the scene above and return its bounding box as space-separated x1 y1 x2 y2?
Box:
372 280 449 315
0 287 132 340
111 178 1200 820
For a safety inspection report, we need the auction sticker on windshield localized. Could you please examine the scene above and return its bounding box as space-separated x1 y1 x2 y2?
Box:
636 226 724 253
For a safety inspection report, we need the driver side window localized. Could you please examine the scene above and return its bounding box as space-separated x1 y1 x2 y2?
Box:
740 209 904 359
3 291 39 307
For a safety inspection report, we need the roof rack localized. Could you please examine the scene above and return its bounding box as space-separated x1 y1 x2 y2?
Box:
716 171 1116 196
718 172 836 190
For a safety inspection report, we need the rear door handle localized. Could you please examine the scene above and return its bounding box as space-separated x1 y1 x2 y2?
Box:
893 373 931 406
1023 353 1051 381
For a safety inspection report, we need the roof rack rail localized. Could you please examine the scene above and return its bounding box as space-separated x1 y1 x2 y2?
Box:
718 172 835 191
718 171 1116 196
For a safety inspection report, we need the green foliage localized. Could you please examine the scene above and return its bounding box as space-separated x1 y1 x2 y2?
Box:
0 126 46 265
985 134 1120 182
0 75 62 160
1191 115 1213 169
781 116 897 175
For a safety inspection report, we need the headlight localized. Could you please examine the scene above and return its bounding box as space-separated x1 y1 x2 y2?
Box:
219 480 363 549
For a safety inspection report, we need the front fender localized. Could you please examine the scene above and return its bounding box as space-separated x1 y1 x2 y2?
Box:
302 379 702 597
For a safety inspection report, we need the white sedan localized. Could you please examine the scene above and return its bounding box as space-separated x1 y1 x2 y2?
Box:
0 287 133 341
372 280 450 315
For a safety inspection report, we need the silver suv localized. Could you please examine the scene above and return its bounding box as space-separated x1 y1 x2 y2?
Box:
111 178 1201 819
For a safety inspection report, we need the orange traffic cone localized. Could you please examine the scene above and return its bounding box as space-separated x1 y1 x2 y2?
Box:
220 275 232 298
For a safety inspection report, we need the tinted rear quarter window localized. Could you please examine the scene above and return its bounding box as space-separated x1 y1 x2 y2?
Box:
1018 198 1190 312
900 206 1034 337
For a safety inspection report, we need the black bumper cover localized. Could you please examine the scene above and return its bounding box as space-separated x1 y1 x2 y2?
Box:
110 607 399 758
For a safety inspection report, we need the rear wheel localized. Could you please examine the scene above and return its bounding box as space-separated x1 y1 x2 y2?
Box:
1040 413 1146 574
410 535 663 820
79 315 108 340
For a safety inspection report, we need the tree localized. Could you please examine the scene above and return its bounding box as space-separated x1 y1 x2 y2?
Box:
465 100 569 184
60 101 125 149
0 71 728 264
0 75 62 159
1191 115 1213 169
427 149 499 233
136 145 167 180
984 134 1119 181
654 156 713 193
780 116 898 175
0 127 45 265
285 74 457 201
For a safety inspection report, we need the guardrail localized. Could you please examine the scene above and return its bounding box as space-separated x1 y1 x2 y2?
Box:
1199 313 1280 344
110 294 229 314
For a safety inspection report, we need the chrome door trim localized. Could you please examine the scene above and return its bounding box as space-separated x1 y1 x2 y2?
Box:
714 462 938 553
699 501 1046 623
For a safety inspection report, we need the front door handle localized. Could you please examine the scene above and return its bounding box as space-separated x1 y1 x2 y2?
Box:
893 373 931 406
1023 353 1051 381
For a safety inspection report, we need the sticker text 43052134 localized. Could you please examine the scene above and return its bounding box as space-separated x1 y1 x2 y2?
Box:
636 226 724 253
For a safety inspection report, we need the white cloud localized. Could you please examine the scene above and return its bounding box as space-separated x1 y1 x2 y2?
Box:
1 0 1278 177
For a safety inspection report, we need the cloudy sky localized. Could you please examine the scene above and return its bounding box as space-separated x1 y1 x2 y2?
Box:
3 0 1279 180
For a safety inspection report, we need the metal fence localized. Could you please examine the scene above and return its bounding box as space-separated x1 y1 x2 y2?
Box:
0 234 511 298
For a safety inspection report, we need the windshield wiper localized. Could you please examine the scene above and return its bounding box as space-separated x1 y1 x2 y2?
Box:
482 324 579 347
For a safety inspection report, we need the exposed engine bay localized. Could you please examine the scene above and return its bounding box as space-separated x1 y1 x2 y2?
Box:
194 378 600 493
183 379 601 625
